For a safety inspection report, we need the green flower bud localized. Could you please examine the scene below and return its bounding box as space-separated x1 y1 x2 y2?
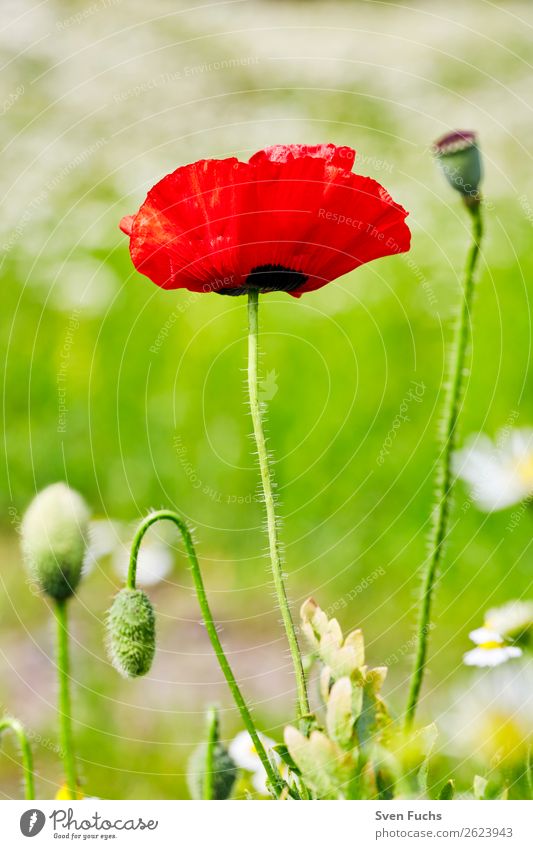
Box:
106 588 156 677
187 707 237 800
21 483 90 600
433 130 482 200
187 741 238 800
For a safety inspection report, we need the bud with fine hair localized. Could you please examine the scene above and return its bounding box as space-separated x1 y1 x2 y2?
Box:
106 588 156 677
187 708 238 800
21 483 90 600
433 130 482 202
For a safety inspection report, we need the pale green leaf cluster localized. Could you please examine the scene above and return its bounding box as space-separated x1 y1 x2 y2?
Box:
283 599 390 799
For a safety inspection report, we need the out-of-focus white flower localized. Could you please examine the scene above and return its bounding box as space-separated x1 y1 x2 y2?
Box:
440 661 533 764
229 730 278 772
485 600 533 642
112 539 173 587
463 628 522 667
250 762 288 795
251 766 270 795
454 429 533 511
84 519 124 574
85 519 174 586
229 731 282 795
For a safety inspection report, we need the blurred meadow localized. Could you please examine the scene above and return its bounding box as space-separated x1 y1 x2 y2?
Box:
1 0 533 799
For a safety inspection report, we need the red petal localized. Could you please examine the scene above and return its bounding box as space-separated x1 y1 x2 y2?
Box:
119 215 135 236
237 154 409 295
250 144 356 171
128 158 249 292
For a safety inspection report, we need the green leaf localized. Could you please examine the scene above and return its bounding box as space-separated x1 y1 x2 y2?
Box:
355 685 385 750
416 723 438 796
438 779 455 800
376 768 395 800
272 744 300 775
344 629 365 667
284 727 355 799
326 677 355 749
473 774 488 800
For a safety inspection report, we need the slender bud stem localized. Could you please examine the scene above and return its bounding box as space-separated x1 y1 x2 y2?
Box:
247 290 310 720
203 707 217 801
405 203 483 729
54 599 78 799
127 510 284 797
0 716 36 800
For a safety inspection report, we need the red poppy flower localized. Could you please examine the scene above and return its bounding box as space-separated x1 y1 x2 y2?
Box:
120 143 410 298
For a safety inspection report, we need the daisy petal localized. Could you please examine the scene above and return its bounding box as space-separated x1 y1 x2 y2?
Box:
468 627 503 645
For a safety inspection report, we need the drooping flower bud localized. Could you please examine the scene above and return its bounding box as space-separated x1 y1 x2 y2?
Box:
106 588 156 677
21 483 90 600
433 131 482 201
187 708 238 800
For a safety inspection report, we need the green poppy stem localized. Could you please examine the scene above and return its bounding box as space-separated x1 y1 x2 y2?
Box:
0 716 36 800
247 290 310 721
54 598 78 799
127 510 284 797
405 202 483 730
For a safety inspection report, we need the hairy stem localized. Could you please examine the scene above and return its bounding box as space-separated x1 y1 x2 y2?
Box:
405 203 483 730
0 716 35 800
247 290 310 720
127 510 283 797
55 599 77 799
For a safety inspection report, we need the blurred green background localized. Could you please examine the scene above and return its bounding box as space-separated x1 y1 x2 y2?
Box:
1 0 532 799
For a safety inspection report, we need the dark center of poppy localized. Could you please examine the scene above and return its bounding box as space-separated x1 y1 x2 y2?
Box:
218 264 308 296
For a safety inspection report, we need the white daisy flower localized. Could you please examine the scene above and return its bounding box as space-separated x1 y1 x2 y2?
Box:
463 627 522 667
251 761 289 796
229 731 284 795
251 767 270 795
229 730 279 773
454 428 533 511
485 600 533 642
439 661 533 763
84 519 174 586
112 539 173 587
83 519 125 575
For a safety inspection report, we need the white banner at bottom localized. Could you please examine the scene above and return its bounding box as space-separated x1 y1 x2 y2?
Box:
0 799 531 848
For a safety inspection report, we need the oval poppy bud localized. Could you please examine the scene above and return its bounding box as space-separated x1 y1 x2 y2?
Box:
21 483 90 600
433 131 482 200
187 739 238 800
187 707 238 800
106 588 156 678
